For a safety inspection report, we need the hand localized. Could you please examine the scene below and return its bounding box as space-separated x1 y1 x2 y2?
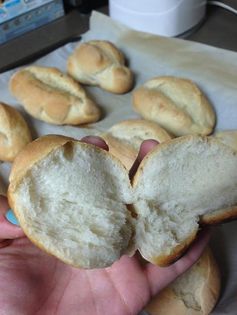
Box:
0 137 211 315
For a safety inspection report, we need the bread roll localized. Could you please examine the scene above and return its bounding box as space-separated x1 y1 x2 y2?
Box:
145 247 220 315
8 135 237 268
9 66 100 125
132 76 215 137
0 102 31 162
102 119 172 169
67 40 133 94
214 130 237 151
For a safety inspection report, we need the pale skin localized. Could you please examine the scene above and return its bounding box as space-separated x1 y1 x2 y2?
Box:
0 137 211 315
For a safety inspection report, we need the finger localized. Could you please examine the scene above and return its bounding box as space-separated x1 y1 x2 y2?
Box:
0 212 24 240
6 209 20 225
145 227 211 295
129 139 159 179
173 227 212 274
81 136 109 151
0 195 9 215
0 196 24 241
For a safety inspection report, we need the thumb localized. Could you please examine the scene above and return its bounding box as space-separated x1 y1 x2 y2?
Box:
0 196 24 243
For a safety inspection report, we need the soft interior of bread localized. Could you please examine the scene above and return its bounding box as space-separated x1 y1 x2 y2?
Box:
13 142 134 268
134 137 237 261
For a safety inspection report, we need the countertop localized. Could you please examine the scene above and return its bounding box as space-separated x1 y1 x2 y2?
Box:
0 1 237 73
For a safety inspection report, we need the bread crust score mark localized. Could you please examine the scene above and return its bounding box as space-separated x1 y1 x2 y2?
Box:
132 76 216 137
9 66 100 125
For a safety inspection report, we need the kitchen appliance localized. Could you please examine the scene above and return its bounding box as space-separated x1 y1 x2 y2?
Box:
109 0 207 37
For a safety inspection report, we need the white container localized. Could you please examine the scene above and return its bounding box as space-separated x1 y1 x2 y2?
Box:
109 0 207 37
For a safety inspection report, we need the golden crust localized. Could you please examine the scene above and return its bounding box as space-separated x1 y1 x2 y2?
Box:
200 206 237 225
132 76 216 136
8 135 73 189
9 66 100 125
102 119 172 169
103 133 137 170
213 130 237 151
67 40 134 94
0 102 32 162
145 247 220 315
140 229 198 267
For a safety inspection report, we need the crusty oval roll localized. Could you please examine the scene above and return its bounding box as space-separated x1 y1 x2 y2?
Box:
145 247 220 315
0 102 32 162
132 76 216 137
9 66 100 125
213 130 237 151
8 135 237 268
102 119 172 169
67 40 134 94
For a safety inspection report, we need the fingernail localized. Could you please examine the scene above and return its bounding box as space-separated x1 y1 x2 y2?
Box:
5 209 19 226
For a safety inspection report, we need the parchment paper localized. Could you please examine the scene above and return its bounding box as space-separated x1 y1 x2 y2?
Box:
0 11 237 314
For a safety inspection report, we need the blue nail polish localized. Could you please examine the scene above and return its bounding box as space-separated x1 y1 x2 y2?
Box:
6 209 19 226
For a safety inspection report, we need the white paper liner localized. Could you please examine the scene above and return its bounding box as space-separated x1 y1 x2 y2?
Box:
0 11 237 314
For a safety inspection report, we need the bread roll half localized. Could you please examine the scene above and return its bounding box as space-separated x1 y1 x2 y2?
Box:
0 102 31 162
9 66 100 125
8 135 237 268
102 119 172 169
132 76 216 137
67 40 134 94
145 247 220 315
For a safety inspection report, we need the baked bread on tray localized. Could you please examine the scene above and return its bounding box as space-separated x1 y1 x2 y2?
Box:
133 76 216 137
67 40 133 94
0 102 31 162
9 66 100 125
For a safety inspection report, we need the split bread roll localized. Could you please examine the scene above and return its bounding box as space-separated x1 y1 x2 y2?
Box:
0 102 31 162
145 247 220 315
132 76 216 137
213 130 237 151
67 40 134 94
102 119 172 169
9 66 100 125
8 134 237 269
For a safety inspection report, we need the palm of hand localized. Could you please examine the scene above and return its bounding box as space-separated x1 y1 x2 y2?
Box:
0 230 210 315
0 236 158 315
